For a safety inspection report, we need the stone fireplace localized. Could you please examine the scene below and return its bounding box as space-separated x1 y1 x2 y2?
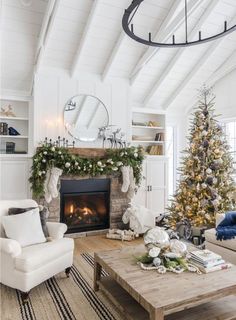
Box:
47 175 129 234
60 178 110 233
45 148 130 235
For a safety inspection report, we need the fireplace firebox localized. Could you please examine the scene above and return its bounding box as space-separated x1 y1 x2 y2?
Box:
60 179 110 233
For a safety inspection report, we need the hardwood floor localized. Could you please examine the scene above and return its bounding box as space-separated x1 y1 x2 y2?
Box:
74 234 142 255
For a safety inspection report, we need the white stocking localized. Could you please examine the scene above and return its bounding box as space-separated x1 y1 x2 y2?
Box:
44 170 52 203
127 166 135 199
48 167 63 199
121 166 130 193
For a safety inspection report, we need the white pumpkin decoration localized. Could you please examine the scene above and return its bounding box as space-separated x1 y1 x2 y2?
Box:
149 247 161 258
144 227 169 246
170 240 187 256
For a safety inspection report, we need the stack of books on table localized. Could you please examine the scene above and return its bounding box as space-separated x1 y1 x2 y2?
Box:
189 250 232 273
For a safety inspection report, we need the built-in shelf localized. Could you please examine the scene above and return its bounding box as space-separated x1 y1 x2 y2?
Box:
0 135 28 139
131 108 166 156
0 154 29 158
132 140 164 144
0 97 31 157
132 125 164 130
0 116 28 121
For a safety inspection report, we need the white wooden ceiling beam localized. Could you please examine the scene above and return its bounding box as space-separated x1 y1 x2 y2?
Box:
34 0 61 74
71 0 101 78
143 0 220 106
103 0 185 83
163 17 236 110
30 0 58 94
207 50 236 86
130 0 202 85
102 33 125 81
184 48 236 115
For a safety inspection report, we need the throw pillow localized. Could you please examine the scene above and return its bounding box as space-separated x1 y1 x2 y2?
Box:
2 208 46 247
8 206 49 237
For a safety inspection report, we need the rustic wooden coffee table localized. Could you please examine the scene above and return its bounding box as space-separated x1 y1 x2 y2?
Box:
94 245 236 320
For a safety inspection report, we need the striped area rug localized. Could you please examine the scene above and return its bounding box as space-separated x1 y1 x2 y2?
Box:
0 253 123 320
2 253 236 320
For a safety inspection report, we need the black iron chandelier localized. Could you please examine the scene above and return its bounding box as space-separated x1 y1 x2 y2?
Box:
122 0 236 47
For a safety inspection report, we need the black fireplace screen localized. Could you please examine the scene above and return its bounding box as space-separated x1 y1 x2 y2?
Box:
60 179 110 233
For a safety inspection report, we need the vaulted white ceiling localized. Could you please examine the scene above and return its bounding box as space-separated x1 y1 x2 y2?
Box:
1 0 236 111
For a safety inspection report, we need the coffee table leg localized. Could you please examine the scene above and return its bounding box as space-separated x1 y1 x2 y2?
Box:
150 308 164 320
94 259 102 292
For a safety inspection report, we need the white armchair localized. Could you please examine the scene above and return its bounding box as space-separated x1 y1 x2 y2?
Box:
0 199 74 302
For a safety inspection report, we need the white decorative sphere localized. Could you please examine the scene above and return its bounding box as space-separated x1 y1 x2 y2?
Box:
153 257 161 267
144 227 169 246
170 240 187 256
149 247 161 258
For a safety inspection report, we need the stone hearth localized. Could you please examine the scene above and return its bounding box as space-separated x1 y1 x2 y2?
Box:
42 148 130 234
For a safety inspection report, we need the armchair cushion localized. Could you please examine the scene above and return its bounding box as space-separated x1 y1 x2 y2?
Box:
8 206 49 237
46 222 67 240
0 238 21 257
2 208 46 247
14 238 74 272
0 199 38 237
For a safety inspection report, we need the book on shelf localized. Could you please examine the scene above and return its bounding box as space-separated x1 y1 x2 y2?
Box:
147 145 163 155
155 132 164 141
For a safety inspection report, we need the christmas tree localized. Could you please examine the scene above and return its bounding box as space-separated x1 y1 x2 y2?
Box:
168 88 235 228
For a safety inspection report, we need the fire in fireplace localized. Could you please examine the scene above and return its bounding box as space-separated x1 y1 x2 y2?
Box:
60 179 110 233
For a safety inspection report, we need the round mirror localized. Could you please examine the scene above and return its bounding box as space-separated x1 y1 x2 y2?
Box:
64 95 109 142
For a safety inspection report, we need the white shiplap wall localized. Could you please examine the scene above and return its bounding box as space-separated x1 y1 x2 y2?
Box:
34 70 130 147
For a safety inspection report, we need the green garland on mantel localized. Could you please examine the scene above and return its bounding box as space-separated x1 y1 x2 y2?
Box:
29 144 144 198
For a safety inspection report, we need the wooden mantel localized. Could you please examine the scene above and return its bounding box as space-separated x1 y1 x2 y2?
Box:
68 148 110 158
